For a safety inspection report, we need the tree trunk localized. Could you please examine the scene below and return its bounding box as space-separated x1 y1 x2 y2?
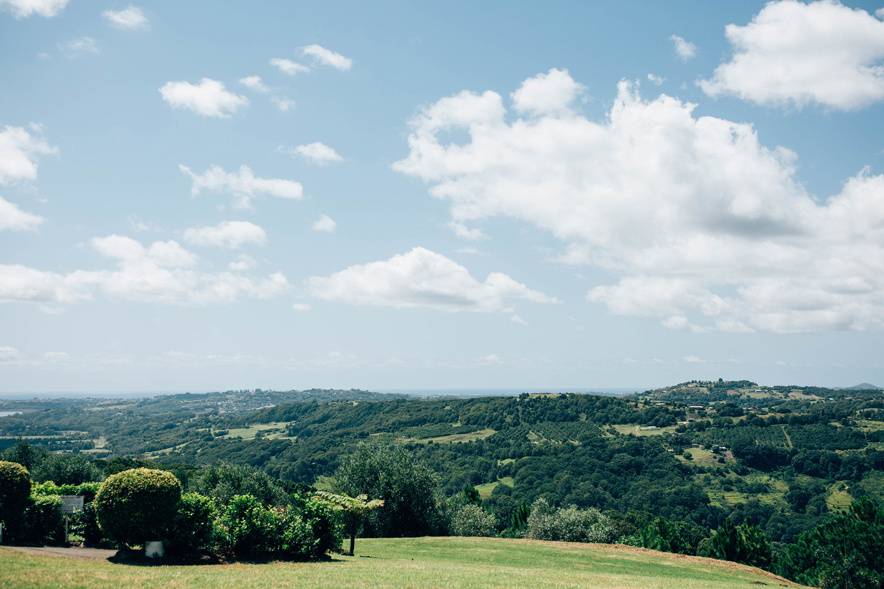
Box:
348 530 356 556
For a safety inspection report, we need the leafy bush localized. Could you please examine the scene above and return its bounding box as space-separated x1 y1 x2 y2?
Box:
449 504 497 537
21 495 65 546
698 519 772 569
94 468 182 547
526 498 617 543
0 461 31 516
214 494 280 559
69 502 111 547
277 497 341 560
624 517 705 555
31 481 101 501
166 492 217 556
776 498 883 589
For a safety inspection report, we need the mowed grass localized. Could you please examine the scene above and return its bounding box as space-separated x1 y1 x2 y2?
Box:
221 422 294 441
0 537 806 589
611 424 676 437
475 476 515 499
401 428 497 444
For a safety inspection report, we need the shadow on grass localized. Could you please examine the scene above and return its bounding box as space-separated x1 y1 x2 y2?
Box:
108 548 346 567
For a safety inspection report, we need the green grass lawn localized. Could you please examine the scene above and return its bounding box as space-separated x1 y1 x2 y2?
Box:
0 537 805 589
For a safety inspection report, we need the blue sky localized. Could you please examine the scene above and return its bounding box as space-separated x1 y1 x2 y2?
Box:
2 0 884 393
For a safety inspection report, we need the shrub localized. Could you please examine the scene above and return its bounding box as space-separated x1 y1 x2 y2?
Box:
526 498 617 543
449 504 497 537
166 492 217 556
32 481 101 502
30 453 100 485
215 494 280 559
625 517 705 555
277 497 340 560
69 502 111 547
94 468 182 547
698 519 772 569
192 463 289 507
21 495 65 546
0 460 31 541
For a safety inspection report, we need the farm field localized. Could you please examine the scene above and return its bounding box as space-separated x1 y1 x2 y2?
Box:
0 537 805 589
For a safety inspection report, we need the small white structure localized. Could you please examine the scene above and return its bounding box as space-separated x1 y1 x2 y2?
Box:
145 541 165 559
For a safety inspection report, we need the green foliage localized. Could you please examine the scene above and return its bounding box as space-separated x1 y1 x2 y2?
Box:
449 504 497 537
625 517 705 555
20 495 65 546
69 502 110 547
335 442 444 537
215 494 278 559
30 453 100 485
192 463 289 506
314 491 382 555
31 481 101 501
525 498 617 543
166 492 217 556
777 497 883 589
94 468 182 547
279 495 341 560
698 519 772 569
0 460 31 522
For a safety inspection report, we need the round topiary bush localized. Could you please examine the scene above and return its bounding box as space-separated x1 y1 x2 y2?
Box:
94 468 181 547
0 461 31 516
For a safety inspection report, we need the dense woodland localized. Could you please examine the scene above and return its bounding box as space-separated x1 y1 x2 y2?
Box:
2 380 883 584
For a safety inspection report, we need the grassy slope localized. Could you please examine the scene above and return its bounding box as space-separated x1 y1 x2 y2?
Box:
0 537 805 589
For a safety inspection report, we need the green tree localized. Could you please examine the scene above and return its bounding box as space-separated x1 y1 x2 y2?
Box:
334 442 443 537
698 519 772 569
314 491 383 555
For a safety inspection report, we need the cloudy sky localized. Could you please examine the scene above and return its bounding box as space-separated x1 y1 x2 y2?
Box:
2 0 884 392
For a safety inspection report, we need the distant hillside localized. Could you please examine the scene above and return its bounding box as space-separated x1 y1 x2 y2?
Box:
844 382 882 391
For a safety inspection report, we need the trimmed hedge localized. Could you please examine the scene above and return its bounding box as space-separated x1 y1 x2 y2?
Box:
94 468 181 547
22 495 65 546
166 492 216 556
0 461 31 517
31 481 101 501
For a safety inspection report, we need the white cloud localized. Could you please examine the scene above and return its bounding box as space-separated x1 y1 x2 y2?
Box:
394 71 884 333
647 73 665 86
0 345 21 363
103 5 148 30
476 353 503 366
0 0 67 18
511 68 583 116
877 7 884 19
308 246 556 314
270 57 309 76
312 214 336 233
448 221 485 240
302 44 352 71
183 221 267 249
179 164 303 209
271 96 295 112
682 355 704 364
0 235 287 305
670 34 697 61
699 1 884 110
292 302 311 312
0 125 57 183
239 75 269 93
228 254 256 272
0 196 43 230
159 78 248 118
59 37 100 57
284 142 343 165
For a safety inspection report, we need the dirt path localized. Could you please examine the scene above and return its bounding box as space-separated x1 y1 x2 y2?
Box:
3 546 117 560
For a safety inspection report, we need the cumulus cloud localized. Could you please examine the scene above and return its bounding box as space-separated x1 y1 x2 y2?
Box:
0 196 43 230
699 1 884 109
0 0 67 18
179 164 303 209
308 246 556 314
0 125 57 183
292 302 311 312
239 75 269 93
312 214 336 233
302 44 352 71
394 70 884 333
0 235 287 305
103 5 148 30
184 221 267 249
284 142 343 165
270 57 309 76
670 34 697 61
228 254 256 272
511 68 583 115
159 79 248 118
647 73 665 86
